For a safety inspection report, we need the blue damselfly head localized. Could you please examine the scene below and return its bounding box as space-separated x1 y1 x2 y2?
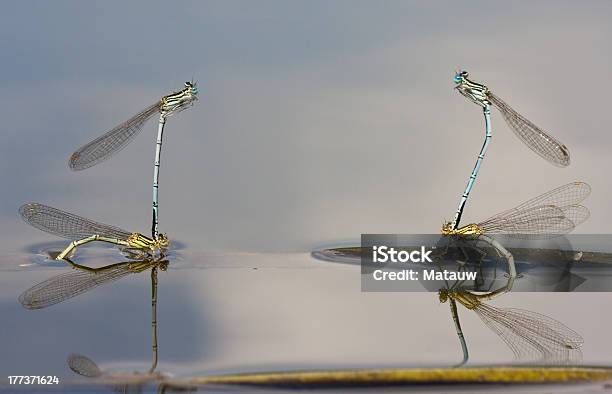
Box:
454 71 489 107
454 70 469 84
184 80 198 95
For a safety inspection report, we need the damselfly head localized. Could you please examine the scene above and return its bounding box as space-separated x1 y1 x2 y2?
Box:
438 289 449 303
184 81 198 95
454 70 469 84
441 221 453 235
156 233 170 249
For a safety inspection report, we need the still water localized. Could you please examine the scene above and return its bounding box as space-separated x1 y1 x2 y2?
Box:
1 239 612 391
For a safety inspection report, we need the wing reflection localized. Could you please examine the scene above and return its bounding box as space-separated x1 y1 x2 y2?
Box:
438 235 583 366
19 257 194 391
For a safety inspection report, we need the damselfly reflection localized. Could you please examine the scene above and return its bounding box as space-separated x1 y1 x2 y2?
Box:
438 235 583 367
19 203 169 263
67 353 188 393
19 257 167 310
440 288 584 366
21 258 172 387
450 70 570 230
442 182 590 237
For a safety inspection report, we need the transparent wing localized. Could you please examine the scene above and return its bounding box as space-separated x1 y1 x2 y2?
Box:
488 92 570 167
67 353 103 378
477 182 590 236
475 303 583 364
69 102 160 170
19 203 132 241
562 205 590 228
19 263 133 309
478 205 577 237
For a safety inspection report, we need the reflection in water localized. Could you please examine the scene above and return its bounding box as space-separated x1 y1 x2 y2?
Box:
19 203 169 264
18 257 192 392
439 180 590 366
67 352 191 393
438 235 583 367
440 289 584 364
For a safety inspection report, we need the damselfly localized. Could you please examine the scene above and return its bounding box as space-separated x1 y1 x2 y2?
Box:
68 82 198 239
450 70 570 230
442 181 590 238
439 287 583 365
19 203 169 262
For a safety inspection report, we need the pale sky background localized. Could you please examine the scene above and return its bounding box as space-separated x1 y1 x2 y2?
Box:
1 1 612 253
1 1 612 379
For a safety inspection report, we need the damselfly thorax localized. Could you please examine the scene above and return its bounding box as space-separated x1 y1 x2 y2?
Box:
454 71 490 107
121 233 169 257
441 222 483 236
439 288 480 310
160 81 199 116
127 233 169 249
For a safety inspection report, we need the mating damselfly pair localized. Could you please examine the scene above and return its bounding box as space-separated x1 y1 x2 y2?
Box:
440 71 587 366
21 82 198 263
